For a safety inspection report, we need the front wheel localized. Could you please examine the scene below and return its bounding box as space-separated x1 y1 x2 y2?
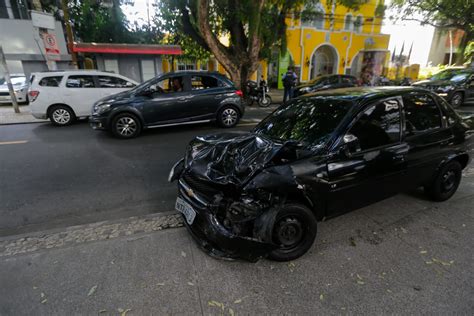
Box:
217 106 240 128
450 92 464 108
258 94 272 107
267 203 317 261
111 113 142 139
425 161 462 201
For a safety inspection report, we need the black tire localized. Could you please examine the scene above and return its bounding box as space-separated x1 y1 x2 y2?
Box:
258 95 272 107
267 203 317 261
49 105 76 126
111 113 142 139
425 161 462 201
217 106 240 128
450 92 464 108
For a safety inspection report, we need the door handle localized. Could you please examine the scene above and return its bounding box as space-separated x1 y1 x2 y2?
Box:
215 94 224 99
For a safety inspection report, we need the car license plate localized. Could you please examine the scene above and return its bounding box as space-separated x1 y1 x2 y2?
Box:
175 197 196 225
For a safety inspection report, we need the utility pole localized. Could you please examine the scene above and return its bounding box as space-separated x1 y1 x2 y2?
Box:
61 0 78 68
0 46 20 113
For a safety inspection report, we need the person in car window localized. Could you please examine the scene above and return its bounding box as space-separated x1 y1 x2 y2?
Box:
172 77 183 92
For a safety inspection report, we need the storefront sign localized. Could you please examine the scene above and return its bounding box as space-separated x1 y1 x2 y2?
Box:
31 11 55 29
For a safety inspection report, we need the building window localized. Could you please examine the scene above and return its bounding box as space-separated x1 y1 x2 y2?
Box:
200 62 208 71
344 13 353 31
104 59 119 74
354 15 363 33
177 60 196 71
141 60 156 81
301 3 325 30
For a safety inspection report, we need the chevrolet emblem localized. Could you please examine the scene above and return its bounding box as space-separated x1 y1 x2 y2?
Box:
186 188 195 198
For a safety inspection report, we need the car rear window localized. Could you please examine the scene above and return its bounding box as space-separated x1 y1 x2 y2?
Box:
39 76 63 87
191 75 220 90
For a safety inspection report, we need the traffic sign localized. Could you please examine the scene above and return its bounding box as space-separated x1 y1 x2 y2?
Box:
42 33 61 61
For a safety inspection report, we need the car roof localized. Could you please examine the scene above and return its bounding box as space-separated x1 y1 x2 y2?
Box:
303 86 428 102
31 70 128 76
163 71 226 77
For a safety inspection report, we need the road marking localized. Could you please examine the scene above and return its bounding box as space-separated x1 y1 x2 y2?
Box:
0 140 28 146
237 123 258 127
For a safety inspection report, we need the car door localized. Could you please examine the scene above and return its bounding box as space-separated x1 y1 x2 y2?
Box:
186 75 230 120
140 74 193 125
326 97 408 215
63 75 102 117
466 74 474 101
401 92 455 188
97 75 137 98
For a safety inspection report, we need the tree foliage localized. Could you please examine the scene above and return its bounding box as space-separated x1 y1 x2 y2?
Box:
391 0 474 63
157 0 368 88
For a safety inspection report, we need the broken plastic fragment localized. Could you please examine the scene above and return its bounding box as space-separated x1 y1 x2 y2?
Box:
87 285 98 297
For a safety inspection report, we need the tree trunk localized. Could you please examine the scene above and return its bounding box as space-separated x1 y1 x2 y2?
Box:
455 30 473 65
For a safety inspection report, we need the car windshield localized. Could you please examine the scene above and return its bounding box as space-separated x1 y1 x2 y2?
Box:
450 73 471 83
307 76 325 85
430 70 462 81
253 97 353 149
0 76 26 86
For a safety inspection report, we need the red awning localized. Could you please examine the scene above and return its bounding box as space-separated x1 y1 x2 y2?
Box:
73 43 182 55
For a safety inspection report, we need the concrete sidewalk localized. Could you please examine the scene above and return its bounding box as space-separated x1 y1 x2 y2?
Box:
1 169 473 314
0 105 47 125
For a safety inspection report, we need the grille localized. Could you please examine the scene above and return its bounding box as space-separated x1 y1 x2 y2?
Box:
0 92 10 96
182 173 222 197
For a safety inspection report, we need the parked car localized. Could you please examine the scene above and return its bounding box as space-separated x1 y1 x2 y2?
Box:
28 70 138 125
169 87 473 262
0 74 29 104
89 71 245 138
293 74 358 97
412 70 474 108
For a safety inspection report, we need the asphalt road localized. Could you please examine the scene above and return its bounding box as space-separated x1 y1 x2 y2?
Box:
0 106 275 236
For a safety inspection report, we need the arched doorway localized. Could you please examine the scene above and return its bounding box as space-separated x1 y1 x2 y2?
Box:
350 51 363 77
310 45 338 80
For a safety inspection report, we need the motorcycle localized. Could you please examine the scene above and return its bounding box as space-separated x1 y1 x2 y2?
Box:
244 80 272 107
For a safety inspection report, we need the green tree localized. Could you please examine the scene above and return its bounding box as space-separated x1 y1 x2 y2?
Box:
157 0 368 88
391 0 474 64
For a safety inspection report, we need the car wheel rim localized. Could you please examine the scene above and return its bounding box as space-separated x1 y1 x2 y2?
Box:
222 108 238 126
116 117 137 136
274 216 304 249
441 170 456 192
52 108 71 124
452 94 462 106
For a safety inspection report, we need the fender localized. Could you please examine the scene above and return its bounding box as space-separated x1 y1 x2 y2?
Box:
106 105 146 128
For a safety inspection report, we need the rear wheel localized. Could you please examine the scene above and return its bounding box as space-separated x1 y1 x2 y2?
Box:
267 203 317 261
450 92 464 108
217 106 240 128
111 113 142 139
425 161 462 201
49 105 76 126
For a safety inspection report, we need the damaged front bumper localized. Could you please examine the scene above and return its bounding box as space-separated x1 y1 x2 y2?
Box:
177 178 276 262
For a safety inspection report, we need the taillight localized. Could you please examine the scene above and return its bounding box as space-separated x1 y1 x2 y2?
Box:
29 90 40 102
235 90 243 97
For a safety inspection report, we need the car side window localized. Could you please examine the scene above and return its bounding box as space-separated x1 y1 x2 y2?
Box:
148 76 184 95
191 75 219 90
326 76 339 85
39 76 63 87
66 75 96 88
402 93 442 135
349 99 401 151
98 76 135 88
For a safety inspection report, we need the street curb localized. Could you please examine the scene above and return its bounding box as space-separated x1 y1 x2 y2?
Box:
0 120 47 126
0 211 184 257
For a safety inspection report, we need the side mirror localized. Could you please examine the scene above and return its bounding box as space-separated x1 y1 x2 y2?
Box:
341 133 361 157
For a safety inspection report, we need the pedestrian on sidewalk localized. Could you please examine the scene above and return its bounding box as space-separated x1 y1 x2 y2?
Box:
282 67 297 103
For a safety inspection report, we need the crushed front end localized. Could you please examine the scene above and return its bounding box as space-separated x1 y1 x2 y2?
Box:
169 132 317 261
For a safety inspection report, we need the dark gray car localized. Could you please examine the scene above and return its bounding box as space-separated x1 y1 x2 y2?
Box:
90 71 245 138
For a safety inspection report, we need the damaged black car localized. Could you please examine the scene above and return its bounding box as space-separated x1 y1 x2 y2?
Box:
169 87 473 262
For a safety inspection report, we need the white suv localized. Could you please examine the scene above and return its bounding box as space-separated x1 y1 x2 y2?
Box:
29 70 138 125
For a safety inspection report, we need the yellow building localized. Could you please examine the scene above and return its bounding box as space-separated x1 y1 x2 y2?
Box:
277 0 390 87
162 0 390 88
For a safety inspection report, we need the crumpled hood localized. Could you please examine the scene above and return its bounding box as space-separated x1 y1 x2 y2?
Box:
184 132 301 187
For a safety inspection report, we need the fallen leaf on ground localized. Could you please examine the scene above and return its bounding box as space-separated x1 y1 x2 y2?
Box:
119 308 132 316
187 282 194 286
233 299 242 304
349 237 356 247
320 294 324 301
98 310 107 314
400 227 408 233
208 300 225 311
357 280 365 285
229 308 235 316
356 274 363 280
41 299 47 304
181 251 187 257
420 250 428 254
33 286 38 290
87 285 98 296
156 282 165 286
40 292 45 298
386 289 392 293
